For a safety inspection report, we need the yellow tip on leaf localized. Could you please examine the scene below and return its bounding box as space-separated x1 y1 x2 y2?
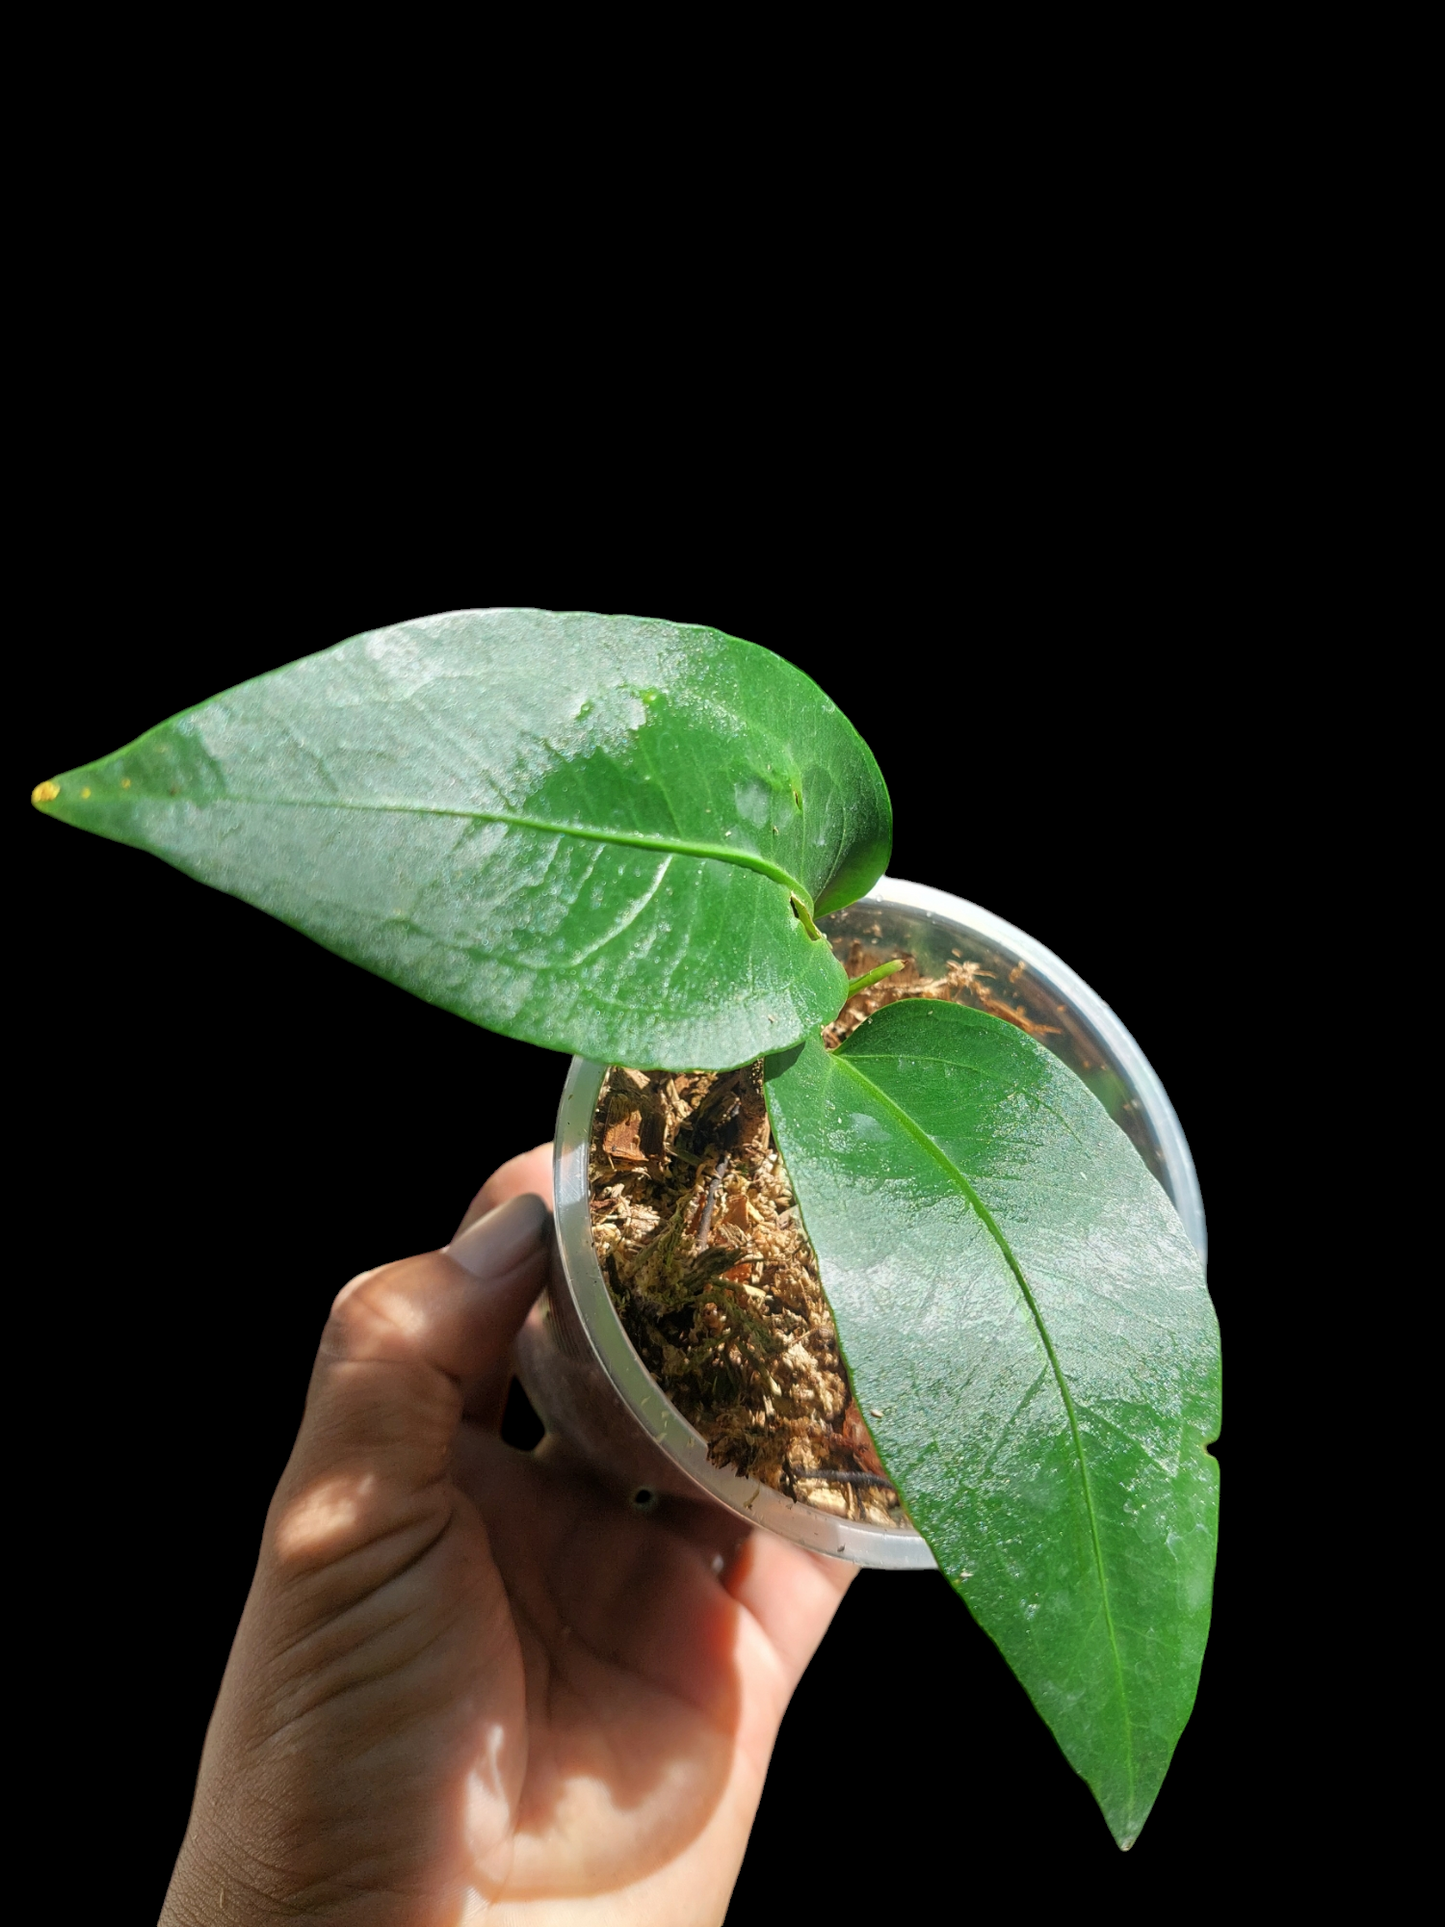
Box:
32 780 60 804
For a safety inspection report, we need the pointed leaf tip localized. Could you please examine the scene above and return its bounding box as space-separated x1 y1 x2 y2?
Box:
32 780 60 805
763 999 1219 1849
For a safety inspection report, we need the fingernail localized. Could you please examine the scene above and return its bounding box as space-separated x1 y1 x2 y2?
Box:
445 1192 549 1278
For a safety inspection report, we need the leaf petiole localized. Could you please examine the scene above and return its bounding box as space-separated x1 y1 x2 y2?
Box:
790 894 824 941
843 958 904 999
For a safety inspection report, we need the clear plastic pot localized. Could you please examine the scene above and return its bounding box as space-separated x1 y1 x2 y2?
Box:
512 876 1206 1568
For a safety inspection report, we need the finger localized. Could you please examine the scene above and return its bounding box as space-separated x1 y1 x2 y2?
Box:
269 1194 550 1583
723 1531 856 1691
455 1141 554 1236
453 1166 558 1428
451 1144 553 1424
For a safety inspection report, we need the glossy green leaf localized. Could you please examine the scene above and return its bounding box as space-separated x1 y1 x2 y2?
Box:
33 610 890 1068
764 999 1219 1847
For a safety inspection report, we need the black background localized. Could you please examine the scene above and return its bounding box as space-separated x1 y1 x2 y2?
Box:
18 408 1308 1915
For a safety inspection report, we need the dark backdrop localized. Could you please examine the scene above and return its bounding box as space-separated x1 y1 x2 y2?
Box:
19 439 1296 1914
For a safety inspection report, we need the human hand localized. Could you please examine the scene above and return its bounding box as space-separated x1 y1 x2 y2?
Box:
161 1147 854 1925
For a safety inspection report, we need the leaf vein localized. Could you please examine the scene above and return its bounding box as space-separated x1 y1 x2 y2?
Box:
828 1049 1138 1811
153 793 817 908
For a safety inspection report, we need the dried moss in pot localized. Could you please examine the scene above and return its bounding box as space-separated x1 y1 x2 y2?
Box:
589 1060 902 1525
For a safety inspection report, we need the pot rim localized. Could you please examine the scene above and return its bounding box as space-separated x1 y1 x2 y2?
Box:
549 875 1204 1566
874 877 1206 1259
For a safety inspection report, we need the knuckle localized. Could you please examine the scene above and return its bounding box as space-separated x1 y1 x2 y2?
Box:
325 1258 438 1358
272 1468 379 1565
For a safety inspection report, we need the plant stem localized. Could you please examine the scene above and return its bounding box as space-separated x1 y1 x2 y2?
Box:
791 1468 895 1488
790 894 823 940
693 1153 730 1253
844 958 905 998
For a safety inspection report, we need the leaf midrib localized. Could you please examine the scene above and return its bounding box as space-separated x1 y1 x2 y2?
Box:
110 791 818 909
828 1044 1137 1813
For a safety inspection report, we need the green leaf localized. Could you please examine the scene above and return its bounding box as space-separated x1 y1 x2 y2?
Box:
32 609 890 1068
763 999 1219 1847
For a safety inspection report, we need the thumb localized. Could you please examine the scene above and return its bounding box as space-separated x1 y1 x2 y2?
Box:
264 1192 550 1594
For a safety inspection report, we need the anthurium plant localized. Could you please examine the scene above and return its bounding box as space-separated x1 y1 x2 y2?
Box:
32 608 1219 1849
